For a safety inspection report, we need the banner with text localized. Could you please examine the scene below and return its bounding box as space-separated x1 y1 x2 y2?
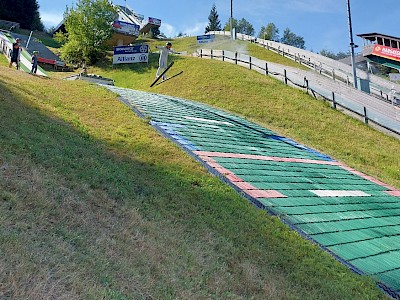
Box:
196 34 215 44
112 20 140 36
113 44 149 64
373 45 400 62
148 17 161 26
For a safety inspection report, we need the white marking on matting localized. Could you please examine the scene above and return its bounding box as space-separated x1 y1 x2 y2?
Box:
310 190 371 197
184 116 234 126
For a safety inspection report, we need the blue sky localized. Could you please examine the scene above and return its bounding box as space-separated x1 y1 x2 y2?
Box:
37 0 400 53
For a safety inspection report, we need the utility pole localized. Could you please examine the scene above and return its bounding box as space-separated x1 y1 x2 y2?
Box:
347 0 358 89
230 0 233 40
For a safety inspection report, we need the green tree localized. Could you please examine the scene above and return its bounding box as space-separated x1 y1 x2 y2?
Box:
259 22 279 41
281 27 305 49
205 4 221 33
57 0 117 65
224 17 254 36
319 49 350 60
150 26 161 39
224 18 238 31
0 0 44 31
238 18 254 36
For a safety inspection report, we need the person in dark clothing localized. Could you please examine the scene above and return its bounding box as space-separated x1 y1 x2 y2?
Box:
9 38 21 69
30 51 39 74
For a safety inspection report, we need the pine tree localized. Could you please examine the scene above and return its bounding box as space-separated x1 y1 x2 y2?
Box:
205 4 221 33
0 0 44 31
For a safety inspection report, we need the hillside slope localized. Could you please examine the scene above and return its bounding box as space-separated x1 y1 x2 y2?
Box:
0 52 396 299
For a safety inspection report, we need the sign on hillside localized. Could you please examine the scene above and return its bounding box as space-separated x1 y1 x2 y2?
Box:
196 34 215 44
112 20 140 36
113 44 149 64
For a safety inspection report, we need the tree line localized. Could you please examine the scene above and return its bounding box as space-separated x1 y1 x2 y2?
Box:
1 0 352 67
205 3 305 49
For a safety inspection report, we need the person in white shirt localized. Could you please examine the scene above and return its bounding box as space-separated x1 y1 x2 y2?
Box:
155 42 175 80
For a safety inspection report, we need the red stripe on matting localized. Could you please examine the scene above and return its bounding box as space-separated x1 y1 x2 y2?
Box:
195 151 398 195
386 191 400 197
199 154 287 199
193 151 340 166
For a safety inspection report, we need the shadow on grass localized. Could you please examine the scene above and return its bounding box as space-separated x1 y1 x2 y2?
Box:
0 76 260 230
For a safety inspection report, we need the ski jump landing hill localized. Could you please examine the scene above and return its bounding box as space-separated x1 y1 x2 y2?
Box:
105 86 400 300
0 30 48 77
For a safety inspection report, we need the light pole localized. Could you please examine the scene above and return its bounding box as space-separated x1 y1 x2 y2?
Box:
230 0 233 39
347 0 358 89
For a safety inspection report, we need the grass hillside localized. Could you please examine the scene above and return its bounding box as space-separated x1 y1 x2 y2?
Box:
0 37 398 299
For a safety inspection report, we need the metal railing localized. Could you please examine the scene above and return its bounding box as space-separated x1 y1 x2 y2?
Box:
209 31 400 105
197 48 400 137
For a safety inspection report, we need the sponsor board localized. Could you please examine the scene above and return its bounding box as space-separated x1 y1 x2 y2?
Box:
112 20 140 36
148 17 161 26
373 45 400 62
196 34 215 44
113 44 149 64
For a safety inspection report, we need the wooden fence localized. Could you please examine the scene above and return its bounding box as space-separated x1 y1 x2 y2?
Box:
197 48 400 137
209 31 400 106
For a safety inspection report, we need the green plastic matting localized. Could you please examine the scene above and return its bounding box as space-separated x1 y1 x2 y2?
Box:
105 86 400 297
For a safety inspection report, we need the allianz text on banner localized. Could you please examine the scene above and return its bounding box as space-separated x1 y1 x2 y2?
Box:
113 45 149 64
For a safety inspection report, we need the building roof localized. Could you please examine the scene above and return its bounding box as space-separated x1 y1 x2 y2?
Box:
357 32 400 42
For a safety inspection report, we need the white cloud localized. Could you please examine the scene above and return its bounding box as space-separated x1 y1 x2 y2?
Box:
40 11 64 28
180 22 208 36
161 21 208 38
160 22 176 37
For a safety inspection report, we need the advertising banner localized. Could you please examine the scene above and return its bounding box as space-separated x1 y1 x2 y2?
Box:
196 34 215 44
148 17 161 26
112 20 140 36
113 44 149 64
372 45 400 62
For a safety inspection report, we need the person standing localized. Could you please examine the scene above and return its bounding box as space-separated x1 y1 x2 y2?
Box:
9 38 21 69
155 42 178 80
30 51 39 74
